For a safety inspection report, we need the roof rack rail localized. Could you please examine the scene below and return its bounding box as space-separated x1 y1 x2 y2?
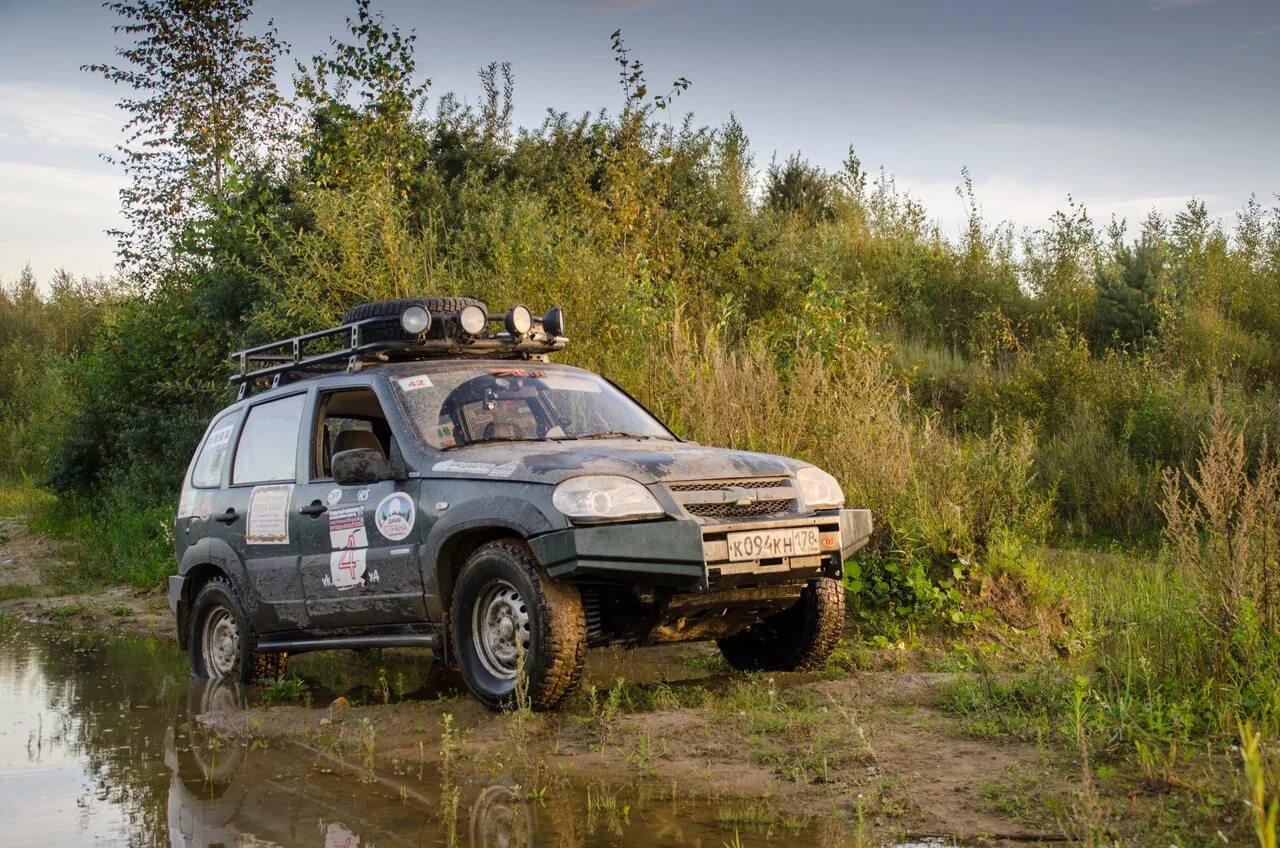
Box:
230 303 567 398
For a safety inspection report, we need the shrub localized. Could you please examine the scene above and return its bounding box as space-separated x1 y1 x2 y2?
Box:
1160 398 1280 677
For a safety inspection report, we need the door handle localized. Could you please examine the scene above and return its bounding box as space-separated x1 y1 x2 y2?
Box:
214 508 240 525
298 500 328 517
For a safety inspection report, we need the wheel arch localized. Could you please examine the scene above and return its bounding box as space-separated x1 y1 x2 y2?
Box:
433 525 530 619
422 496 557 619
176 538 247 651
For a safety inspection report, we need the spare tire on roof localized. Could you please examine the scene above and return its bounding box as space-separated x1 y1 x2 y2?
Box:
342 296 488 343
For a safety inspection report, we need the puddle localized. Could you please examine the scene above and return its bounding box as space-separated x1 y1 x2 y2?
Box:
0 620 973 847
0 623 744 846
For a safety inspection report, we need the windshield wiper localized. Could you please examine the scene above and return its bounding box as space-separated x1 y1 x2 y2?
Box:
443 436 544 450
579 431 653 440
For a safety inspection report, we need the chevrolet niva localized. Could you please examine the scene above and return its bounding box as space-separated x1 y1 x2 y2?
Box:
169 296 873 709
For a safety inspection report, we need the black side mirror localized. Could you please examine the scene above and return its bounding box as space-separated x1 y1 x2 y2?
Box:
332 448 395 486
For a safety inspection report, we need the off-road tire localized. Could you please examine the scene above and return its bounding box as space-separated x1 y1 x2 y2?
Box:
450 539 587 710
716 577 845 672
189 577 253 683
342 296 488 344
189 576 280 685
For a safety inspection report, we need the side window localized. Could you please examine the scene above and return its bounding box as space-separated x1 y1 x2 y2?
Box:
232 394 306 485
190 412 240 488
314 388 391 479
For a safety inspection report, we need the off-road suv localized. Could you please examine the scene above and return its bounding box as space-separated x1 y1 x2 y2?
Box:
169 297 872 709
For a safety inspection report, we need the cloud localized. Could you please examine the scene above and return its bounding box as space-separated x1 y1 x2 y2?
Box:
894 173 1221 238
540 0 668 11
1149 0 1218 10
0 161 124 281
0 83 120 151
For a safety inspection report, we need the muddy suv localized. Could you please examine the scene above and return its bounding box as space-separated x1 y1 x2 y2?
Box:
169 297 872 709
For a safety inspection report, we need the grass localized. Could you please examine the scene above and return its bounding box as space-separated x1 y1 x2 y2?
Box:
0 479 57 517
261 675 309 703
29 495 174 591
936 667 1071 743
47 602 90 620
716 803 810 834
0 583 38 601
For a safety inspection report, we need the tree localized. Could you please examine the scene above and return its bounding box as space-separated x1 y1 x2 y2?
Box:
291 0 434 194
1094 237 1165 353
764 154 835 222
85 0 290 278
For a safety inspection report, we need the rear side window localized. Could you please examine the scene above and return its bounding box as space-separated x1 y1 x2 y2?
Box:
233 394 306 485
190 413 239 488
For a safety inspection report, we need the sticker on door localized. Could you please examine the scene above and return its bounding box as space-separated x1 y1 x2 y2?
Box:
375 493 415 541
325 547 379 590
328 505 368 549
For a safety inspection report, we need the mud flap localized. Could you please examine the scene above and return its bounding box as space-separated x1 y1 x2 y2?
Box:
168 575 189 650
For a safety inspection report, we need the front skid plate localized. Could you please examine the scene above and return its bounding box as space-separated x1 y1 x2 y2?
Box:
530 508 873 591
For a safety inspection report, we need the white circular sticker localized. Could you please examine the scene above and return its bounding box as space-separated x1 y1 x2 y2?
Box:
375 492 416 541
326 488 343 506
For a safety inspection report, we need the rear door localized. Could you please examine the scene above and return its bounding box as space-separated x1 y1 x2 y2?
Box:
223 391 310 633
176 409 240 565
290 383 427 628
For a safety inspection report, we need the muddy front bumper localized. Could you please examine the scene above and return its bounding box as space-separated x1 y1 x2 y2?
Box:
529 508 872 592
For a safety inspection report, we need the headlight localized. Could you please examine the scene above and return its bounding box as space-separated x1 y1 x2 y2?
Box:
552 475 664 524
796 466 844 510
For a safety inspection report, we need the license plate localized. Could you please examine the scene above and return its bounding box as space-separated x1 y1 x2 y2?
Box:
726 527 822 562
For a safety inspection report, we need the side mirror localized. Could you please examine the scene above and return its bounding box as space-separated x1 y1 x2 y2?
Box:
332 448 395 486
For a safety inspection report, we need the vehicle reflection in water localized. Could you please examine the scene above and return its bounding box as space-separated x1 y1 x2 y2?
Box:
167 680 543 848
0 621 774 848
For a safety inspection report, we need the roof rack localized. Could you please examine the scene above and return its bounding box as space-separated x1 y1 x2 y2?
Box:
230 303 568 398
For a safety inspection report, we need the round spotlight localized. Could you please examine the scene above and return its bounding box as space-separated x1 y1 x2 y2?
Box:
458 305 488 336
542 306 566 337
505 305 533 336
400 305 431 335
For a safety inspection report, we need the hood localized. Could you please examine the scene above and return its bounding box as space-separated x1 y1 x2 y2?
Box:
421 438 804 485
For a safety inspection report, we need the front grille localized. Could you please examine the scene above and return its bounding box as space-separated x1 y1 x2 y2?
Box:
669 478 788 492
685 498 795 519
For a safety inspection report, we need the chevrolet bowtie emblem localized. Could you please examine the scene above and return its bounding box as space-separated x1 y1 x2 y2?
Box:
722 486 756 506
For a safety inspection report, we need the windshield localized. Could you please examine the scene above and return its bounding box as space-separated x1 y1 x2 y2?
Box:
392 365 675 449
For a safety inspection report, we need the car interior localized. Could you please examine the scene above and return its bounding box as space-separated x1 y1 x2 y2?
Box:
314 388 396 478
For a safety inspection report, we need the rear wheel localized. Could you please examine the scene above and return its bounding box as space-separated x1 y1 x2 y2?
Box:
716 577 846 672
450 540 586 710
189 577 281 684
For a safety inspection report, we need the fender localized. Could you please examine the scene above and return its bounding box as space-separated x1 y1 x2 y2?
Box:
421 495 558 619
178 537 257 613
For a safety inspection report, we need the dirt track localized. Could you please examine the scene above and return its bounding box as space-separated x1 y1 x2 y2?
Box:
0 517 174 635
13 515 1222 844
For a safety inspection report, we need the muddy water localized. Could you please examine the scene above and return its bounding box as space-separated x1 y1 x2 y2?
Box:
0 621 897 848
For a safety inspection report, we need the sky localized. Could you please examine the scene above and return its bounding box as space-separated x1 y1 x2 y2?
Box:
1 0 1277 283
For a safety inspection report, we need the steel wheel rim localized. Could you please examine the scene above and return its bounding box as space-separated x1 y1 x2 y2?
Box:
471 579 530 680
201 606 240 678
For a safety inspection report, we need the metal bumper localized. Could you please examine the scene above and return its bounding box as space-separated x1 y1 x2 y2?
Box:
529 508 873 591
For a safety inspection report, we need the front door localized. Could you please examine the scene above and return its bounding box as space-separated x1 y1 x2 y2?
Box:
291 385 427 628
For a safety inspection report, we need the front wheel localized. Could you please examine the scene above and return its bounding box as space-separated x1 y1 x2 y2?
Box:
716 577 846 672
450 540 587 710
